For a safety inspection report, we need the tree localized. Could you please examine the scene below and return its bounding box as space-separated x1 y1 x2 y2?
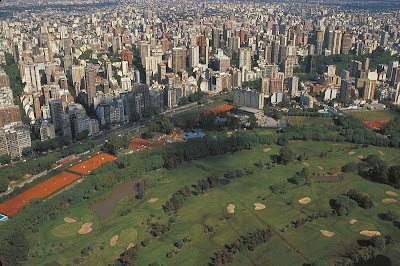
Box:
277 136 288 146
370 235 386 251
0 177 9 193
388 165 400 187
278 147 295 165
0 154 11 165
330 195 358 216
370 161 389 184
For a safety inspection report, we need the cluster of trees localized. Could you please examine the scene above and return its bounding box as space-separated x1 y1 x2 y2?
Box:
277 147 296 165
279 115 400 148
196 112 241 131
135 176 155 199
288 168 310 185
285 107 331 117
102 133 130 155
194 174 220 194
378 209 398 222
346 189 374 209
113 245 140 266
335 116 392 147
269 182 288 194
223 168 254 179
150 222 171 237
163 186 191 212
343 154 400 188
210 228 273 265
330 195 358 216
142 107 160 118
141 115 174 139
178 91 204 105
279 124 338 143
339 235 390 266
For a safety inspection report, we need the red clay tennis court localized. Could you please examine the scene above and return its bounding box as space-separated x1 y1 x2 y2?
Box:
363 120 389 130
204 104 234 115
129 138 151 149
147 139 167 149
68 153 117 174
0 172 80 215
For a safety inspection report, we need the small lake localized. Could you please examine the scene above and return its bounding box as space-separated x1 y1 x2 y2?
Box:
355 255 391 266
91 179 138 219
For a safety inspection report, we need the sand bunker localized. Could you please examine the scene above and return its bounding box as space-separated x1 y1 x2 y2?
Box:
357 155 364 159
378 151 385 155
349 219 358 224
317 166 324 170
320 230 335 237
360 230 381 237
382 198 397 203
147 198 158 203
254 203 266 210
263 148 271 152
127 243 135 250
386 191 399 197
110 235 119 246
64 217 76 223
302 162 310 166
348 151 355 155
298 197 311 204
227 204 235 214
78 222 93 234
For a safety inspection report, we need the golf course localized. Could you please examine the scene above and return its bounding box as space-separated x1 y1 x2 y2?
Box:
23 140 400 265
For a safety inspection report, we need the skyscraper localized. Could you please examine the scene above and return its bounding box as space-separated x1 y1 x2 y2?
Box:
85 65 97 107
172 47 187 74
188 45 199 68
239 47 252 71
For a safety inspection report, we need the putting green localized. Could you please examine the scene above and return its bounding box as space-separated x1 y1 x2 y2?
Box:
117 228 138 248
51 222 83 238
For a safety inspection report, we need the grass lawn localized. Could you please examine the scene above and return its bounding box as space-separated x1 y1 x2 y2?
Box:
286 116 335 126
345 110 398 122
24 141 400 266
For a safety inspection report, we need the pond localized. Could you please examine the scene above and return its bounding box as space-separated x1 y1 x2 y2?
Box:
355 255 391 266
91 179 138 219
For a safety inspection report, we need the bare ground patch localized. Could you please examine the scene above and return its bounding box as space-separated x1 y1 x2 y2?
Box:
360 230 381 237
147 198 158 203
78 223 92 234
64 217 76 223
386 191 398 197
382 198 397 203
263 148 271 152
298 197 311 204
320 230 335 237
227 204 235 214
349 219 358 225
110 235 119 247
254 203 266 210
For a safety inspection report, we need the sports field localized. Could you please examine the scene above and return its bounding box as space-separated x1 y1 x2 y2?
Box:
0 172 80 215
68 153 117 174
24 141 400 266
286 116 335 126
345 109 398 122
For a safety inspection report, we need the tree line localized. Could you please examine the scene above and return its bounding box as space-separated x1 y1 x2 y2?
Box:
210 228 273 265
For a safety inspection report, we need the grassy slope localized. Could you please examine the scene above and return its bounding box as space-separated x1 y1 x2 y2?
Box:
25 141 400 266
